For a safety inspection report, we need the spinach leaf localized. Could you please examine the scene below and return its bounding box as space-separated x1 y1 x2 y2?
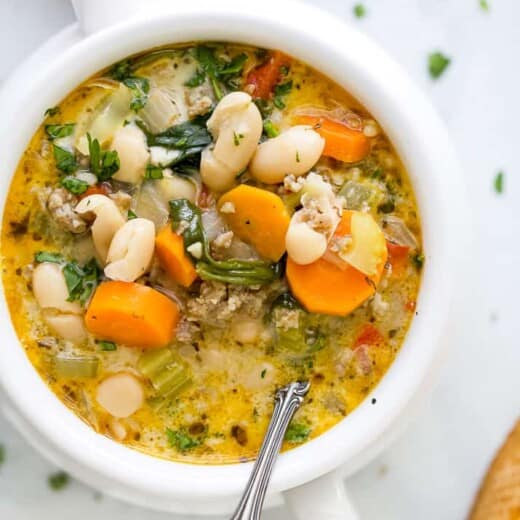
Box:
144 164 164 179
186 46 248 99
45 123 75 140
53 145 78 174
123 76 150 112
168 199 282 285
60 176 89 195
166 428 201 452
62 258 100 305
284 422 311 443
35 251 64 264
87 134 120 181
273 80 293 109
109 60 132 81
142 117 211 167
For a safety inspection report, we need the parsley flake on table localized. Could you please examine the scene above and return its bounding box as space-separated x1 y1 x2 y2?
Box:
479 0 490 11
48 471 70 491
0 444 5 466
494 171 504 194
353 4 366 18
428 52 451 79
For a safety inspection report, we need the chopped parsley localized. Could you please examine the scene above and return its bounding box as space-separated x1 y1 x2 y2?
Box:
428 52 451 79
295 150 301 163
45 123 75 140
127 209 138 220
479 0 489 11
273 80 293 110
144 164 164 179
353 4 366 18
284 422 311 443
60 176 89 195
494 171 504 194
35 251 64 264
123 76 150 112
98 341 117 351
166 428 201 452
48 471 70 491
53 145 78 175
87 134 120 181
263 120 280 138
44 106 60 118
260 368 267 378
412 252 425 270
233 131 244 146
62 258 101 305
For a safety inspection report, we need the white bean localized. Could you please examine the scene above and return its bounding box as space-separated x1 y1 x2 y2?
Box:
75 194 126 263
96 372 144 418
111 125 150 184
42 312 87 342
156 170 196 203
285 221 327 265
201 92 262 191
249 126 325 184
104 218 155 282
231 317 264 344
32 263 86 341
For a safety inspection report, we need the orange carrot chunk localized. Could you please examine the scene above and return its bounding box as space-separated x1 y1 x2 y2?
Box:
85 281 180 348
218 185 290 262
155 226 198 287
296 115 371 163
286 212 387 316
354 324 385 347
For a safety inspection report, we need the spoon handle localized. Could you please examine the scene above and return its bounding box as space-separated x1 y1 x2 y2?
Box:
230 381 310 520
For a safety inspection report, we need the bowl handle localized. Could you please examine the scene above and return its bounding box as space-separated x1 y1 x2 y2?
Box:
283 470 359 519
71 0 153 35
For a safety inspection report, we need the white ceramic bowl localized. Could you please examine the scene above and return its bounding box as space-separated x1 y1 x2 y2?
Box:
0 0 466 517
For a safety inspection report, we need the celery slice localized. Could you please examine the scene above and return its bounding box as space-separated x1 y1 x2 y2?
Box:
53 354 99 378
137 348 191 398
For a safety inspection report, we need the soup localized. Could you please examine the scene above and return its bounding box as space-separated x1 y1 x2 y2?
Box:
1 43 422 464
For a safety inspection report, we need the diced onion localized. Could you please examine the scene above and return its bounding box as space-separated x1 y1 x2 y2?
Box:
382 215 418 249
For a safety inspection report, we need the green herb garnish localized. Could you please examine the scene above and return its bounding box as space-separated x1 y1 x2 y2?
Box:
123 76 150 112
479 0 489 11
127 209 138 220
48 471 70 491
412 252 425 270
166 428 201 452
263 120 279 138
428 52 451 79
284 422 311 443
260 369 267 379
60 176 89 195
494 171 504 194
35 251 64 264
353 4 366 18
98 341 117 351
87 134 120 181
145 164 164 179
44 106 60 118
109 60 132 81
62 258 101 305
53 145 78 175
233 131 244 146
273 80 293 110
45 123 75 140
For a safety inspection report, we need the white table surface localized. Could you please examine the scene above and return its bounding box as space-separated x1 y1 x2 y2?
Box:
0 1 518 519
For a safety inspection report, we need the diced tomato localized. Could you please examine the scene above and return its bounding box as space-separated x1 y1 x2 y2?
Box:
245 51 291 99
386 241 410 277
354 324 384 348
78 183 110 200
405 300 416 312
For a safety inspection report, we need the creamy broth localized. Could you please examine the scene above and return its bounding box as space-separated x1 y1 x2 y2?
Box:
1 43 422 464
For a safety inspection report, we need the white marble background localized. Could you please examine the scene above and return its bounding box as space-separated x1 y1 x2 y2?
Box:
0 0 518 518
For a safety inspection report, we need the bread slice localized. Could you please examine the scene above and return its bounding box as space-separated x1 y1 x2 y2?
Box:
469 420 520 520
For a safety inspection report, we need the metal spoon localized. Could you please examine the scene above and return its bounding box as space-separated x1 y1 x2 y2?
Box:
230 381 310 520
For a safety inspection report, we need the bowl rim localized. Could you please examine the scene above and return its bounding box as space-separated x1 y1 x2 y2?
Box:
0 0 463 502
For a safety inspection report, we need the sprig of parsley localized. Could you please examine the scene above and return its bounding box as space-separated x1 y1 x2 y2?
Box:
87 134 120 181
60 176 89 195
53 145 78 175
45 123 75 140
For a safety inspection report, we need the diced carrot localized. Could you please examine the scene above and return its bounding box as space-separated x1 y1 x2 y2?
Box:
354 324 384 347
405 300 416 312
85 281 180 348
218 185 290 261
245 51 291 99
155 226 198 287
295 115 371 163
386 241 410 277
78 183 110 200
286 211 387 316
